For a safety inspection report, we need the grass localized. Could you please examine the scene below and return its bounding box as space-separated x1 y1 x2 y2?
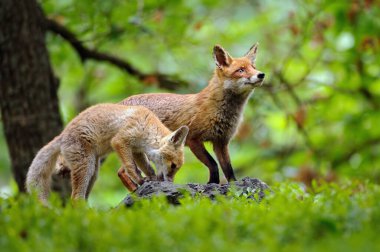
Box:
1 181 380 252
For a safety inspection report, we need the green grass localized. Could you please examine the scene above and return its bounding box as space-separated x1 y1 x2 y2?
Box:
1 181 380 252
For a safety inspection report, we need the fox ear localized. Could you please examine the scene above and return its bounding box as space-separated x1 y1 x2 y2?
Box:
169 126 189 147
245 42 259 64
213 45 232 68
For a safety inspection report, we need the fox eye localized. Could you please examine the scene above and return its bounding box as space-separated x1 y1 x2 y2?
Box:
171 163 177 170
237 68 245 73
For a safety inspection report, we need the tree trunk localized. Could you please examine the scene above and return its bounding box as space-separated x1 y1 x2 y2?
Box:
0 0 71 198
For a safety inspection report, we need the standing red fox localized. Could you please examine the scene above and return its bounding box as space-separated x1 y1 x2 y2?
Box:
26 104 188 203
122 43 265 184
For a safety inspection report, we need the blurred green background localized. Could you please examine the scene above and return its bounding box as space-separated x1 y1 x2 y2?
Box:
0 0 379 207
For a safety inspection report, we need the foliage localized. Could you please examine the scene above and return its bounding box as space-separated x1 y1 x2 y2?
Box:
1 0 380 202
1 1 380 250
1 182 380 251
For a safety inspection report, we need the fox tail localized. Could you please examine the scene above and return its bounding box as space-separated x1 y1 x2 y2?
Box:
26 136 62 203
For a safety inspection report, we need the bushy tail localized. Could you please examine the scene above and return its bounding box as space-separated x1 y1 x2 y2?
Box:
26 136 62 202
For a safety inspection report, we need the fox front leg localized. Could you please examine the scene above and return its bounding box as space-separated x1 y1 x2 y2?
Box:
112 139 144 185
213 141 237 182
188 139 220 184
117 167 138 192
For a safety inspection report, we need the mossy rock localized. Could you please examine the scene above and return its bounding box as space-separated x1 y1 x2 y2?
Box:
120 177 269 206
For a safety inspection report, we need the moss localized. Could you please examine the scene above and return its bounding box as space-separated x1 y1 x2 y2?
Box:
1 182 380 251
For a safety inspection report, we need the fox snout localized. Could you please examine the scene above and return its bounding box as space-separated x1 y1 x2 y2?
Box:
247 71 265 86
213 42 266 90
157 172 174 182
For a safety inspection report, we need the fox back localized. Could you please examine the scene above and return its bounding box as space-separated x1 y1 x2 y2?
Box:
27 103 188 202
121 43 265 143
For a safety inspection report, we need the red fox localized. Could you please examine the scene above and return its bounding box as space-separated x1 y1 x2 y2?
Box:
26 104 188 203
121 43 265 183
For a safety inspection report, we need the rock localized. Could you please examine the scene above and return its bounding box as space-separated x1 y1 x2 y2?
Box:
120 177 270 207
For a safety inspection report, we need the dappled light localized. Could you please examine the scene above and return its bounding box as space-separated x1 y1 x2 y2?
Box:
0 0 379 251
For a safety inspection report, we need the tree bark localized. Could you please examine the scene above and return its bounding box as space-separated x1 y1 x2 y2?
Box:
0 0 71 197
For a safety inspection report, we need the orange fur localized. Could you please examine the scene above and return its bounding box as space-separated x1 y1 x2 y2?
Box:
121 43 265 183
26 104 188 203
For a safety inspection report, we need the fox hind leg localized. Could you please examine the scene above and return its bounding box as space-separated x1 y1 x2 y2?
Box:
85 157 100 199
64 151 96 200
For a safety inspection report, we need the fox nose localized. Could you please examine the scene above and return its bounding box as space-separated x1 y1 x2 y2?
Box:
257 73 265 79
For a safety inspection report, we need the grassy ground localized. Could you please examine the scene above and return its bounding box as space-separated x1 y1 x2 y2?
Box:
1 181 380 252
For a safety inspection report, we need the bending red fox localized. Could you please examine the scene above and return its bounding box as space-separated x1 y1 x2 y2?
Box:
122 43 265 183
26 104 188 203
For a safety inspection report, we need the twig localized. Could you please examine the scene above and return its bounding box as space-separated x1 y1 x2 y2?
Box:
45 18 189 90
264 84 317 155
332 136 380 167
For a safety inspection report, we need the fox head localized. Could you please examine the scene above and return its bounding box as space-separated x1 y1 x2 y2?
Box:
213 43 265 93
156 125 189 182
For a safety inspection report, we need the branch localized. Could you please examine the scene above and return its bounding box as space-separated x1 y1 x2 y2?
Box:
332 136 380 167
276 71 302 106
45 18 189 90
264 83 317 155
